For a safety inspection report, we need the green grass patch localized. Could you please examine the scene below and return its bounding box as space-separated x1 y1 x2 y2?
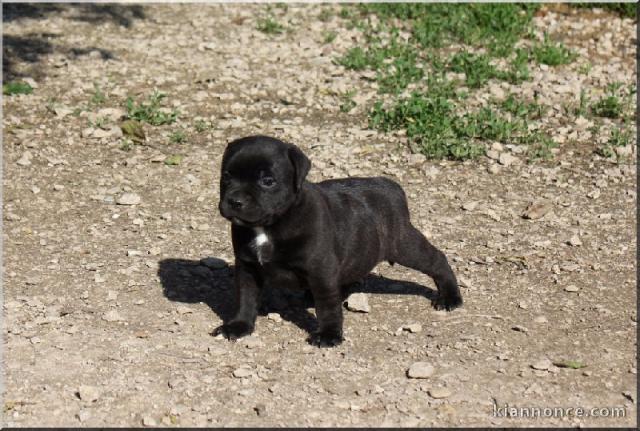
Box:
501 94 546 120
169 130 186 144
257 17 285 35
334 3 573 161
318 8 333 22
164 154 183 166
597 125 633 158
194 119 213 133
120 139 134 152
339 90 357 113
362 3 539 55
369 91 484 160
532 34 576 66
3 81 33 95
323 31 337 44
590 82 633 119
125 91 178 126
91 83 106 106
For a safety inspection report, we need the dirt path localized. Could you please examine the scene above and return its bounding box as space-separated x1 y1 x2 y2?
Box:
2 4 636 427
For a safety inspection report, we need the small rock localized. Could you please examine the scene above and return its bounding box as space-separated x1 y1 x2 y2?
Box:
486 150 500 160
345 293 370 313
127 250 143 257
142 415 157 427
98 107 126 122
498 153 519 166
490 142 504 152
77 385 100 402
254 403 267 416
407 362 435 379
402 323 422 333
531 359 552 371
511 325 528 333
461 201 478 211
16 152 32 166
564 285 580 293
487 164 500 174
568 235 582 247
428 387 452 399
81 127 95 138
615 145 633 158
243 336 264 349
53 184 64 191
534 315 548 324
76 409 91 422
232 367 253 378
200 257 227 270
267 312 283 323
5 212 21 221
116 193 141 206
102 310 124 322
587 189 600 199
522 200 552 220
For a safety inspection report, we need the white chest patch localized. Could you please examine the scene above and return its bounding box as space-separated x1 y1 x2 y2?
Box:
251 227 269 264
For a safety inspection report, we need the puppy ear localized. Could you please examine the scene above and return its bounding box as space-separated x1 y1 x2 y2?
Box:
287 144 310 191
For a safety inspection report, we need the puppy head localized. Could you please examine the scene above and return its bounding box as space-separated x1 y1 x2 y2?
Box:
218 135 310 227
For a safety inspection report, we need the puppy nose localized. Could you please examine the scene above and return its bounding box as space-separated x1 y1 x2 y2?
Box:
227 197 244 209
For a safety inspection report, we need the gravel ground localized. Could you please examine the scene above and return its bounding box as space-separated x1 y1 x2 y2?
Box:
2 3 637 427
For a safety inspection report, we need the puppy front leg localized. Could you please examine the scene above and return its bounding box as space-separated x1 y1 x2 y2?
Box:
308 279 344 347
213 261 261 340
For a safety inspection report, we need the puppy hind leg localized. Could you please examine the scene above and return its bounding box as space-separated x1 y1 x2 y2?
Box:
390 226 462 311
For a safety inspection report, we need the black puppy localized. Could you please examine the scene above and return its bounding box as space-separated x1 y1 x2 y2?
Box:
215 135 462 347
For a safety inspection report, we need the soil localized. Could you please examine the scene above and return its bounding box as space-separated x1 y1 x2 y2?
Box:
2 3 637 427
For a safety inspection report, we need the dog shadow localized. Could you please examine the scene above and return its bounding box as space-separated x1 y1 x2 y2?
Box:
157 257 438 336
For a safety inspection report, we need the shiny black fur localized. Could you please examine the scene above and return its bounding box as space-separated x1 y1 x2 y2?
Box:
215 136 462 347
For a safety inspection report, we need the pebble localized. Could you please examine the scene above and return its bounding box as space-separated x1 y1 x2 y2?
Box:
407 362 435 379
568 235 582 246
345 293 370 313
116 192 141 205
428 387 452 399
534 315 548 324
16 152 32 166
78 385 100 402
76 409 91 422
243 336 264 349
232 367 253 378
486 150 500 160
461 201 478 211
587 189 601 199
522 200 552 220
142 415 157 427
267 312 283 323
498 153 519 166
402 323 422 333
102 310 124 322
487 164 500 174
254 403 267 416
531 359 552 371
564 285 580 293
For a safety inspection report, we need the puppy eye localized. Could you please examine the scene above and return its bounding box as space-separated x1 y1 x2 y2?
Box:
259 176 276 188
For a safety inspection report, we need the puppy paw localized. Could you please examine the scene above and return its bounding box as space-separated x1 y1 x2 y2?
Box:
308 330 343 348
432 292 463 311
212 321 254 340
